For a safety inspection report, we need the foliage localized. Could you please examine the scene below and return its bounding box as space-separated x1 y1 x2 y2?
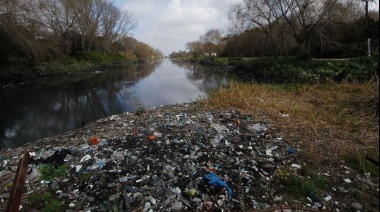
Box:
189 57 246 67
29 192 53 205
135 103 147 116
227 0 379 58
36 59 93 75
39 164 68 181
327 55 379 81
184 29 225 58
278 170 329 198
120 51 138 63
29 192 64 211
120 37 163 62
41 200 65 212
79 51 114 64
79 172 93 182
232 56 379 83
170 51 193 60
35 50 141 75
345 154 379 177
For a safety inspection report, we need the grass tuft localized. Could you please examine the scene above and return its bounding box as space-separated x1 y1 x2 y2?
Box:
277 169 329 198
135 103 147 116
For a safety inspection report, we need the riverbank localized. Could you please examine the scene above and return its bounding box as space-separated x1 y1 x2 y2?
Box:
0 79 378 211
182 55 380 84
0 50 165 89
0 60 135 90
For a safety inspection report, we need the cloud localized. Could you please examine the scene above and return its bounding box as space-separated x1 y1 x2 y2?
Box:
117 0 242 55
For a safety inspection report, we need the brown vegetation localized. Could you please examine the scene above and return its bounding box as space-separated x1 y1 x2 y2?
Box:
204 80 379 168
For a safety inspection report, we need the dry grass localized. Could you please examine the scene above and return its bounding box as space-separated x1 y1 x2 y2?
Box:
204 80 379 168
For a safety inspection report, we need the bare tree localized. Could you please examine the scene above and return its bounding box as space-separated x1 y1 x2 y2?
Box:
228 0 288 56
1 0 137 62
201 29 225 56
228 0 363 57
186 41 203 57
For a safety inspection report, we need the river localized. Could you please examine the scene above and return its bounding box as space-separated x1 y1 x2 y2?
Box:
0 59 230 149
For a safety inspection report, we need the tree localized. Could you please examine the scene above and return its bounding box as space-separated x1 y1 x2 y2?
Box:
228 0 363 57
0 0 137 62
200 29 225 57
228 0 288 56
186 41 203 57
185 29 225 57
98 1 136 54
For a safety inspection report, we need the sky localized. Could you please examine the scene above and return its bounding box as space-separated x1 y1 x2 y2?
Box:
114 0 242 56
114 0 379 56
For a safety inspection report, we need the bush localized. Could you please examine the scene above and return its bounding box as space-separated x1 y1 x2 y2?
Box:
233 56 379 83
327 55 379 82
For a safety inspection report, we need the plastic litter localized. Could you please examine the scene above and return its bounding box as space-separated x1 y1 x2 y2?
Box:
0 102 366 211
90 137 98 145
203 173 233 201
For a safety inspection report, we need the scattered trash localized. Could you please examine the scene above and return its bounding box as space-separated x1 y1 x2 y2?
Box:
0 102 375 211
343 178 352 184
90 136 98 146
291 164 302 169
352 202 364 210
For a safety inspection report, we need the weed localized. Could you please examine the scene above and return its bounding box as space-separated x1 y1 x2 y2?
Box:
345 157 379 177
39 164 68 181
79 172 93 181
231 56 379 83
278 171 329 198
135 103 147 116
41 200 65 212
28 192 65 211
29 192 52 205
350 188 364 200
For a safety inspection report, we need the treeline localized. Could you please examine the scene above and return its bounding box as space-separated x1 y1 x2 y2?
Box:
0 0 162 64
172 0 379 59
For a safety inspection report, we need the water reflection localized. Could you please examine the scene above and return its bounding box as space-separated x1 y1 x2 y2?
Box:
171 60 229 94
0 59 229 149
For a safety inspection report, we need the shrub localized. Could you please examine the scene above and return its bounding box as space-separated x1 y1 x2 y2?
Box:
39 164 68 181
233 56 379 83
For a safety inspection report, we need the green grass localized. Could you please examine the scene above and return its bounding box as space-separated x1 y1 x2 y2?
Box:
79 172 93 181
29 192 53 205
39 164 68 181
278 170 329 198
346 157 379 177
29 192 65 211
41 200 65 212
191 55 379 83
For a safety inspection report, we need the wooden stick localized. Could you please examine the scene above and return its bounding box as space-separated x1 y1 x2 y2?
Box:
248 205 322 212
6 150 30 212
365 155 379 167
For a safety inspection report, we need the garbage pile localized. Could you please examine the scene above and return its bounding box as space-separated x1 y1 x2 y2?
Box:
0 102 376 211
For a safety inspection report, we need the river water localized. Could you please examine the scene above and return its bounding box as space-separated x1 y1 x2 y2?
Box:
0 59 230 149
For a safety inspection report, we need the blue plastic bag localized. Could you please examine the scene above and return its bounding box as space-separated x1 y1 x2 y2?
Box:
203 173 233 201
